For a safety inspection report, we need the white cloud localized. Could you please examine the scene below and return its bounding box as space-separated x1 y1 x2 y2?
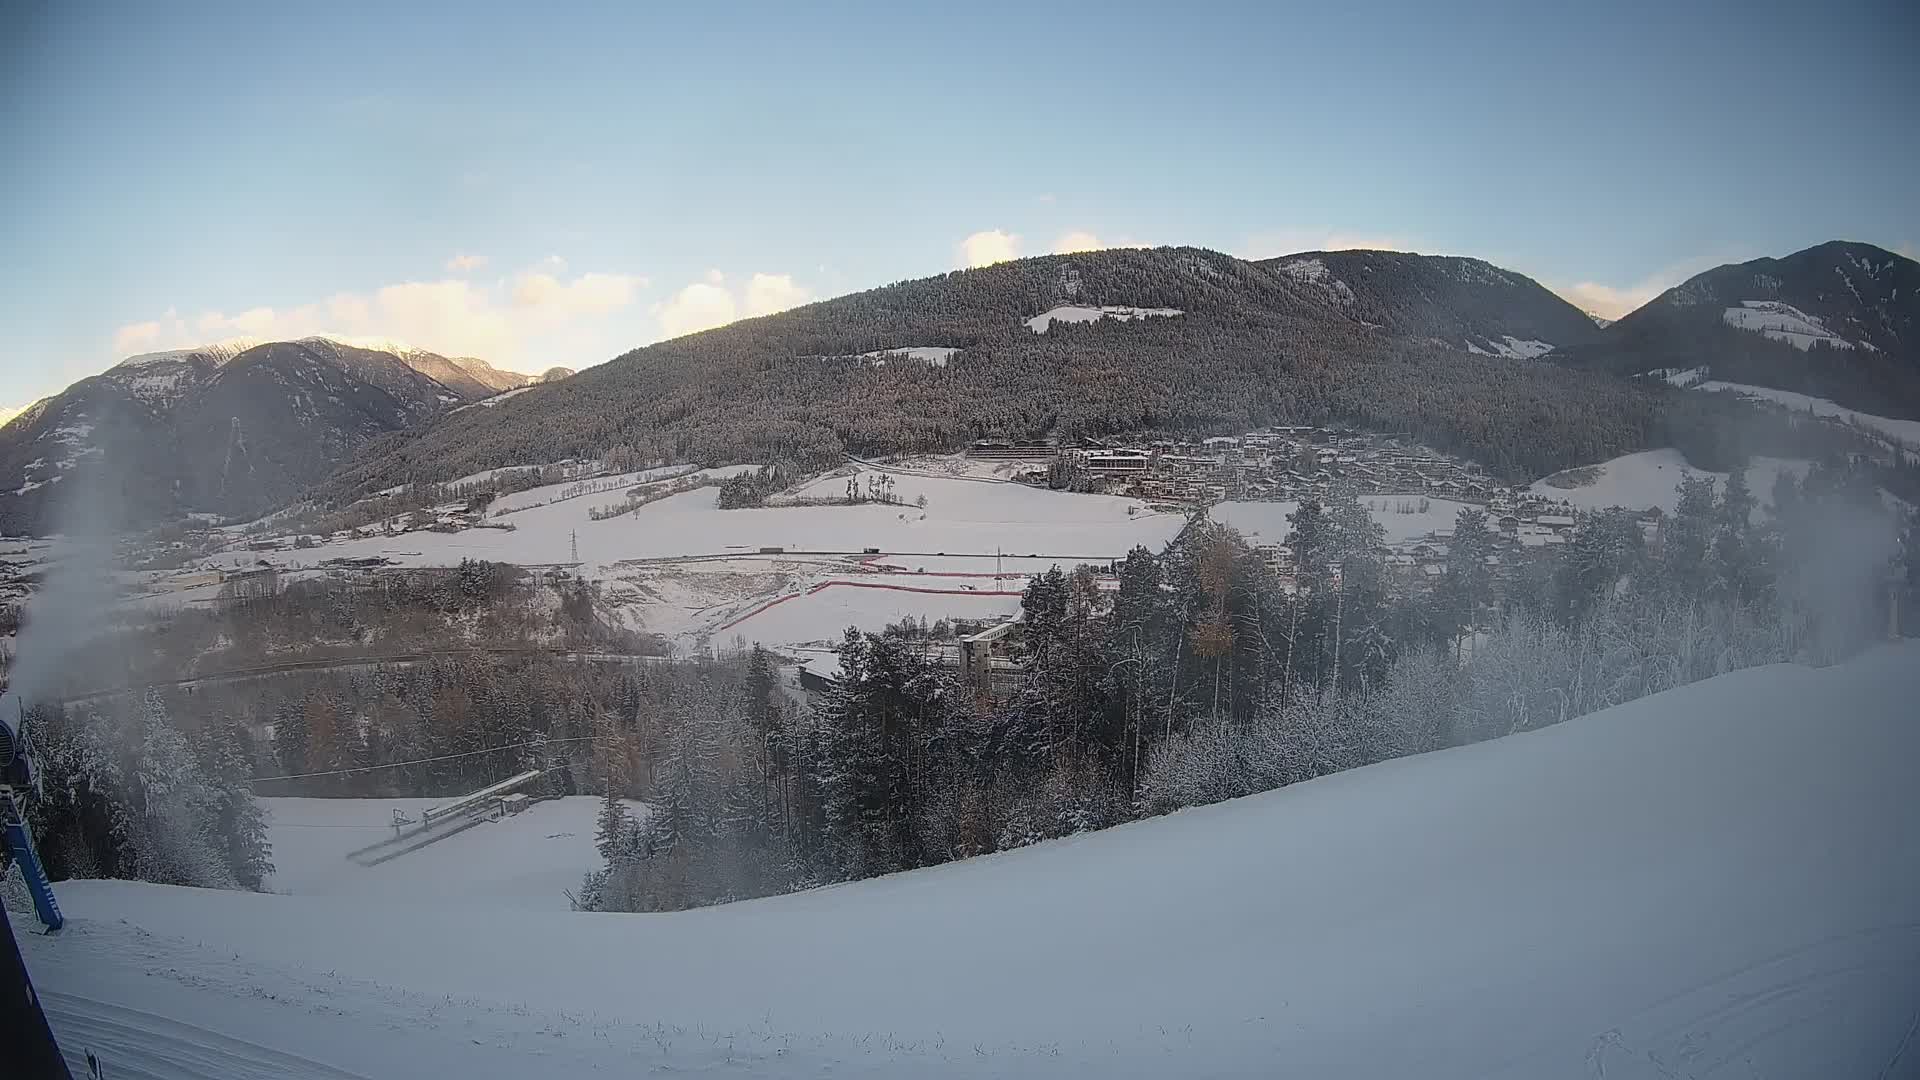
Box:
108 260 652 370
1237 227 1414 259
1054 231 1102 254
198 307 279 337
1548 255 1731 320
653 281 738 339
744 273 811 317
1550 281 1659 321
651 271 814 338
113 318 165 354
512 271 647 316
960 229 1022 268
445 253 488 272
0 404 26 429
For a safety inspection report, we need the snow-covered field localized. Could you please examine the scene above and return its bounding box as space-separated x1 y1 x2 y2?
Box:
1529 448 1810 513
1025 305 1183 333
717 581 1024 647
231 468 1177 577
1695 380 1920 448
262 796 622 912
1466 335 1554 359
197 464 1186 650
23 642 1920 1078
1721 300 1855 350
856 346 958 367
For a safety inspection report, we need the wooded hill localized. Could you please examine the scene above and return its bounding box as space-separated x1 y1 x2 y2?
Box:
324 246 1679 502
1256 249 1605 355
1557 241 1920 419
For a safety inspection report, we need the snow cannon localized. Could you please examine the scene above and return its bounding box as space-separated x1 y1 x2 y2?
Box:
0 690 37 794
0 690 62 931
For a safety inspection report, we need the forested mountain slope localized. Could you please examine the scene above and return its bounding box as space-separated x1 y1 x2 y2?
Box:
324 247 1673 502
1559 241 1920 418
0 337 512 531
1258 250 1603 358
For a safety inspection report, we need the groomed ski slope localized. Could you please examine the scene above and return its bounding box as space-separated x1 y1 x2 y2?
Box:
22 642 1920 1078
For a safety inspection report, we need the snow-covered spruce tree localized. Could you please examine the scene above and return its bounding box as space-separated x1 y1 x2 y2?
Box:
130 689 237 889
1439 506 1496 659
593 788 635 862
192 715 274 890
27 704 131 880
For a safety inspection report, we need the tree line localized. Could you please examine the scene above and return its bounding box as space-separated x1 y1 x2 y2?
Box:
14 461 1910 907
579 460 1914 911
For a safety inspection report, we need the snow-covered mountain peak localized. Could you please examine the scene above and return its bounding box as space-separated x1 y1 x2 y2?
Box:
112 337 260 371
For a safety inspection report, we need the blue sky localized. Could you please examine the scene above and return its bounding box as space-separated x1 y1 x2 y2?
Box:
3 0 1915 413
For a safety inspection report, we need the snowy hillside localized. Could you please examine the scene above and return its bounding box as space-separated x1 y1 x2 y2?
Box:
1571 241 1919 422
1722 299 1858 350
1465 334 1554 359
23 642 1920 1078
856 346 959 367
1273 256 1356 304
1025 305 1183 333
1695 380 1920 448
1529 448 1810 513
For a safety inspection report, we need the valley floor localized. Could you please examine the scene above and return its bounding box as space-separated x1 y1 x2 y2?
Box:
20 641 1920 1078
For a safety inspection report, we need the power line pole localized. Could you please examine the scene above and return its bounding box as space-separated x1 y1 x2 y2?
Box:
571 529 579 565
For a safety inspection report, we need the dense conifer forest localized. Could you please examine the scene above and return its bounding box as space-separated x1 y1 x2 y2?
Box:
324 247 1688 500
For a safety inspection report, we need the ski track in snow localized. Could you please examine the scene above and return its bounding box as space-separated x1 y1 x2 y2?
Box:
40 992 373 1080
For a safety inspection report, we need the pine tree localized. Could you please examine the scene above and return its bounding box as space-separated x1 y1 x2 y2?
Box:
1661 475 1719 600
193 716 273 890
272 695 310 779
1556 509 1645 625
131 690 235 889
1441 506 1496 658
593 789 634 862
1713 467 1765 603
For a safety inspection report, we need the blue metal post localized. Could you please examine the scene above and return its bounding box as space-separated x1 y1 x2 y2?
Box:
3 804 62 932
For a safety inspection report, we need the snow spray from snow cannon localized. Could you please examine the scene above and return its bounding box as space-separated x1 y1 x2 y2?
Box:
0 690 63 931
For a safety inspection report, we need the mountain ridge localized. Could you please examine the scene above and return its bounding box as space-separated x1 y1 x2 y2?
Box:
1257 249 1604 357
0 337 529 532
10 241 1909 533
1559 240 1919 418
319 245 1672 506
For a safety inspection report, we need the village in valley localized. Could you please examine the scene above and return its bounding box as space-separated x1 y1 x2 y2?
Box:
978 428 1604 559
114 427 1610 601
